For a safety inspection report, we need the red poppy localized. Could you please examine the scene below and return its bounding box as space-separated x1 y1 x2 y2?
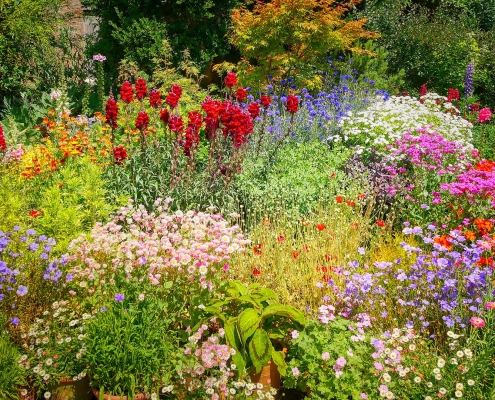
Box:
336 196 344 203
357 193 366 199
253 244 262 255
329 173 335 178
252 268 261 276
304 246 310 252
346 200 356 206
376 219 385 227
292 250 299 259
316 224 326 231
277 235 285 242
30 210 43 218
324 254 334 261
477 257 494 267
350 222 359 229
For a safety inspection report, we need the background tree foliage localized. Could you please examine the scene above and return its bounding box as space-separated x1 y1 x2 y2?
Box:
0 0 79 107
228 0 379 88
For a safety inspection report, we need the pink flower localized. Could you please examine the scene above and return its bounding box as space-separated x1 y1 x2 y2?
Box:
361 393 368 400
322 352 330 360
470 316 486 327
292 367 300 377
479 108 492 123
486 302 495 310
291 330 300 339
374 362 384 371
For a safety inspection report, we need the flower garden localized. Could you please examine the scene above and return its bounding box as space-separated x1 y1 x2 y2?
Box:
1 1 495 400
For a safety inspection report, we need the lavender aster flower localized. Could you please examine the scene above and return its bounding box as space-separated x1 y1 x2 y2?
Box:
115 293 125 302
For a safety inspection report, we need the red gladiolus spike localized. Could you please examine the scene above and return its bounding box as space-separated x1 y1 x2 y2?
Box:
120 81 134 103
316 224 326 231
260 94 271 108
149 87 162 108
105 95 119 129
135 78 148 100
286 95 299 113
160 108 170 124
252 267 261 276
0 124 6 151
135 111 150 130
225 72 238 89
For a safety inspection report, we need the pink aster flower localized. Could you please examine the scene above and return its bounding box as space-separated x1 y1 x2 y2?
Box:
486 302 495 310
470 316 486 327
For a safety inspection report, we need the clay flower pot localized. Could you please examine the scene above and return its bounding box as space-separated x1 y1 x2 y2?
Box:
249 360 281 400
48 376 92 400
91 388 147 400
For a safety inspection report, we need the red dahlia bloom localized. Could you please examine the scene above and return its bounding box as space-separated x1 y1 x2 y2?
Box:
225 72 238 89
120 81 134 103
0 124 6 151
113 146 127 163
135 111 150 130
149 88 162 108
105 96 119 129
260 94 271 108
248 102 261 118
168 115 184 134
135 78 148 100
235 87 247 101
160 108 170 124
286 95 299 113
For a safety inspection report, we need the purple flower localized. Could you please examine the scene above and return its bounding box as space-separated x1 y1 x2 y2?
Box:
10 317 20 325
93 54 107 62
292 367 300 377
16 285 28 296
115 293 125 302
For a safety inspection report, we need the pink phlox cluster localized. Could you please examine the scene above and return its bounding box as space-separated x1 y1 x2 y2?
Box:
67 201 251 290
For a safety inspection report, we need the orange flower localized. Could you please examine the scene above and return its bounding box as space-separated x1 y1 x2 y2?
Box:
277 235 285 242
329 173 335 178
357 193 366 199
464 230 476 241
346 200 356 206
316 223 326 231
253 244 262 255
324 254 334 261
292 250 299 259
30 210 43 218
335 196 344 203
301 219 309 226
433 235 453 250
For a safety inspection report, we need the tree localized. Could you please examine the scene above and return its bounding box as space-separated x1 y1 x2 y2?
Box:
229 0 379 87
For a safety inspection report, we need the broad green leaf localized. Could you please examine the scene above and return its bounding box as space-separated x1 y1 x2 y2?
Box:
237 308 261 344
261 304 306 326
232 280 248 295
248 329 273 374
271 349 287 376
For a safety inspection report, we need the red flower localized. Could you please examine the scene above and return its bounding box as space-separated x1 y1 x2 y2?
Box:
235 87 247 101
447 88 459 103
225 72 238 89
30 209 43 218
105 95 119 129
260 94 271 108
149 87 162 108
202 98 222 141
470 103 480 112
336 196 344 203
419 85 427 97
113 146 127 163
357 193 366 199
219 101 254 148
252 267 261 276
286 95 299 113
166 85 182 109
135 111 150 130
324 254 333 261
292 250 299 259
329 173 335 178
168 115 184 134
277 235 285 242
479 108 492 123
346 200 356 206
0 124 6 151
183 111 202 157
253 243 262 255
248 102 261 118
316 224 326 231
160 108 170 124
376 219 385 227
120 81 134 103
135 78 148 100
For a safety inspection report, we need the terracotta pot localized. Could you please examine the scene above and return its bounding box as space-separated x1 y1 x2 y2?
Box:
91 388 147 400
48 376 92 400
249 360 281 400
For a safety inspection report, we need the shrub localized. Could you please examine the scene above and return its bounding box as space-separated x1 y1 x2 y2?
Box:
0 322 27 399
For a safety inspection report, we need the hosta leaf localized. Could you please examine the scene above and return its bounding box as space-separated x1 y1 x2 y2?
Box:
248 329 272 374
237 308 261 344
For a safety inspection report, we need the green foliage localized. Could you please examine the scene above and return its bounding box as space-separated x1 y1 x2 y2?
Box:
0 323 26 400
284 319 375 400
82 296 178 396
472 123 495 160
204 280 306 376
82 0 243 75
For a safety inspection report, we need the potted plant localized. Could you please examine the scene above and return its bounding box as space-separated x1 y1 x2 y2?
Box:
202 281 306 397
283 317 375 400
82 293 179 399
22 300 91 400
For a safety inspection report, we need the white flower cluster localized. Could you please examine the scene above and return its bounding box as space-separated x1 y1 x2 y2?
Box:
334 94 473 151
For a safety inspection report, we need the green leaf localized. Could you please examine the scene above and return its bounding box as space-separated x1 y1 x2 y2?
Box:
232 349 248 375
248 329 273 374
261 304 306 326
271 349 287 376
237 308 261 344
237 295 262 310
232 280 248 295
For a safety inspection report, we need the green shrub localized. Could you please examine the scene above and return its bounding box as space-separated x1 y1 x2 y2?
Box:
0 318 27 399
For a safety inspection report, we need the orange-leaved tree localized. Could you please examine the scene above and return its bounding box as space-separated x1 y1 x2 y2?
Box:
228 0 379 88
